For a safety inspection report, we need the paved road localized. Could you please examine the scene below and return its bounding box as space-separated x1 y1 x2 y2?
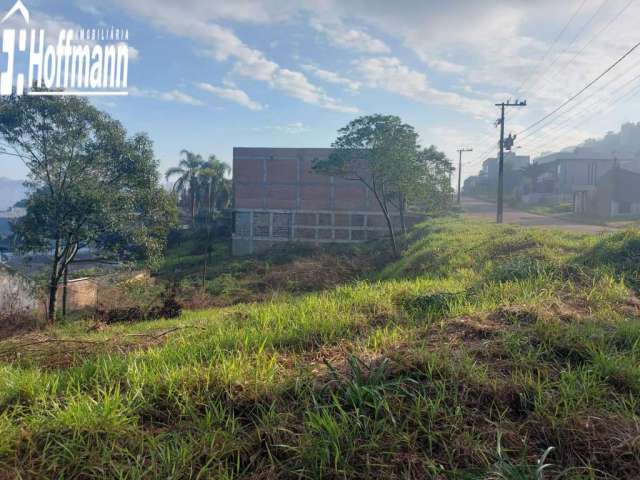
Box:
461 197 616 234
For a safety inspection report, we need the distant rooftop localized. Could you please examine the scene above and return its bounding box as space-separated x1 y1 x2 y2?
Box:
533 151 637 164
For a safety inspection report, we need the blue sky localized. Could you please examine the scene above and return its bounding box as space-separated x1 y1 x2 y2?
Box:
3 0 640 182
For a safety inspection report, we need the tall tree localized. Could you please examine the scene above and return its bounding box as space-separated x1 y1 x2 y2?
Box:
408 146 455 214
313 115 419 257
166 150 204 224
0 92 176 322
196 155 231 286
198 155 231 222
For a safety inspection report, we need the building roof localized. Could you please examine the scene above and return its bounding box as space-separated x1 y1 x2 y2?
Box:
534 151 634 165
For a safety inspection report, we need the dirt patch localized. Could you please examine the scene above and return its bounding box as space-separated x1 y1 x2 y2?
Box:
0 312 42 340
621 296 640 318
0 325 200 369
532 413 640 478
261 253 372 293
489 305 540 325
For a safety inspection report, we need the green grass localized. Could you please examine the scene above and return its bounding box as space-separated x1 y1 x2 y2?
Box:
0 217 639 478
155 229 387 308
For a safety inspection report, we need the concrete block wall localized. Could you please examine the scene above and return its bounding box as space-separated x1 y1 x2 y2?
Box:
232 147 415 255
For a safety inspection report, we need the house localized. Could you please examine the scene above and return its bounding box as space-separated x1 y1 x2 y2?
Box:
521 152 631 205
574 167 640 218
231 147 421 255
481 152 530 180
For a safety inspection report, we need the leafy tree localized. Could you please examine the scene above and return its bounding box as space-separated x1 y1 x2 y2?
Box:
198 155 231 222
196 155 231 284
313 114 419 257
0 93 176 322
409 146 455 214
166 150 204 224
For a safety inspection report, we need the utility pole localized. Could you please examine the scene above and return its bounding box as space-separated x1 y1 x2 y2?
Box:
495 99 526 223
457 147 473 204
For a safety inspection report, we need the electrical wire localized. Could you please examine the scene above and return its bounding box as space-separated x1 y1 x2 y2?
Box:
515 38 640 136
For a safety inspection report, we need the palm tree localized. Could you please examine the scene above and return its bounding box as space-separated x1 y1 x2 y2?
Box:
165 150 204 224
195 156 231 289
198 155 231 222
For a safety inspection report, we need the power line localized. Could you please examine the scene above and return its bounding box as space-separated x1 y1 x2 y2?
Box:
471 1 617 166
521 76 640 155
520 58 640 149
517 0 590 95
528 0 611 91
517 54 640 144
552 0 636 80
516 38 640 136
522 77 640 155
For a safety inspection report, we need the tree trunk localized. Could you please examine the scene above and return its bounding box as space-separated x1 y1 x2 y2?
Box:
191 189 196 225
399 194 407 235
208 181 213 223
370 179 398 257
47 239 61 323
62 266 68 319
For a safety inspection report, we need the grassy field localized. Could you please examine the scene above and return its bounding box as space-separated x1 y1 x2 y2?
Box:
154 230 389 309
0 218 639 478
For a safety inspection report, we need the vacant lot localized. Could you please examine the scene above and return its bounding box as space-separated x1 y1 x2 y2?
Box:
0 218 639 478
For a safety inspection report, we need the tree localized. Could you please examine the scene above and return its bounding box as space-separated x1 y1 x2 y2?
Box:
166 150 204 224
519 162 548 194
198 155 231 222
313 115 419 257
196 155 230 287
0 92 176 322
409 146 455 214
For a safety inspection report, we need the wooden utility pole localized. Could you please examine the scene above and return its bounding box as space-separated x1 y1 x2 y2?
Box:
495 100 526 223
457 148 473 204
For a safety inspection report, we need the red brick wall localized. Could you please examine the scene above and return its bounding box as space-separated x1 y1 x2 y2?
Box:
233 147 380 212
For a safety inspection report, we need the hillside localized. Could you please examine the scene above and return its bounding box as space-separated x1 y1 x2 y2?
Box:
0 218 639 478
0 177 25 210
578 121 640 157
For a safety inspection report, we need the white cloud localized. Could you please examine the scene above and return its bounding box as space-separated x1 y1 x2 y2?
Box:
301 64 361 91
130 87 205 106
354 57 492 118
126 45 141 61
76 3 102 16
253 122 309 134
426 58 465 74
198 82 264 110
110 2 358 114
310 19 390 54
101 0 640 156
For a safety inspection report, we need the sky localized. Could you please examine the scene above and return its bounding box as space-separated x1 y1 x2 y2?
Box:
2 0 640 183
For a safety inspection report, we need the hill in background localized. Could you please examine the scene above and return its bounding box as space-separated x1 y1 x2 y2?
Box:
577 121 640 157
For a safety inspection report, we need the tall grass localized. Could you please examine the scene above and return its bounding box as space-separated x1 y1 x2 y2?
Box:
0 218 638 478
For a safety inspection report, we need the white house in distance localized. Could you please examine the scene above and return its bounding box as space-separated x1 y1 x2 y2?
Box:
481 152 530 179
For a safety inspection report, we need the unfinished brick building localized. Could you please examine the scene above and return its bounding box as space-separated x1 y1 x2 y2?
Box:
232 147 419 255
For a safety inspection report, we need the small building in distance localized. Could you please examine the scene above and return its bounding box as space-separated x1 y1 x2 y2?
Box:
231 147 421 255
574 166 640 218
481 152 530 179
